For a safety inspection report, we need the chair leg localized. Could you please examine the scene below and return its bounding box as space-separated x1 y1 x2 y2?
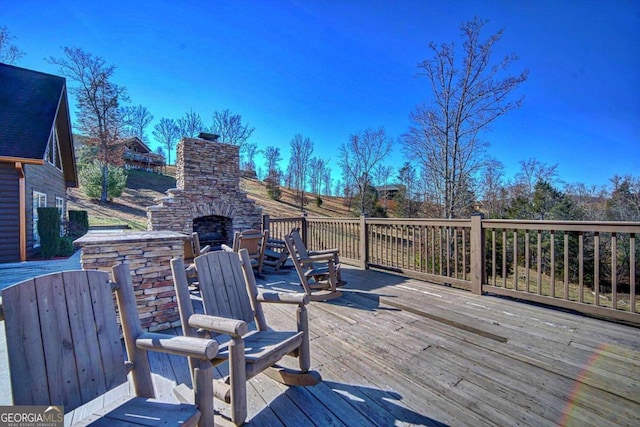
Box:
229 337 247 426
297 305 310 372
193 359 215 427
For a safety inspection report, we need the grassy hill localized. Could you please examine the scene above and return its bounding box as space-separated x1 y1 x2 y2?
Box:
67 170 353 230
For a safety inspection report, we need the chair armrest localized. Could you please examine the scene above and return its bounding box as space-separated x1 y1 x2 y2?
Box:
200 245 211 254
308 248 339 256
185 263 197 278
136 332 218 360
301 253 336 263
220 244 234 252
257 291 309 305
189 314 248 337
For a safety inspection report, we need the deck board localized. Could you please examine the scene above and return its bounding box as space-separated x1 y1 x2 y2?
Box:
1 264 639 426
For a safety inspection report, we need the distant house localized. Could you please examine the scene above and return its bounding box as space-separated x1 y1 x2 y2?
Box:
0 63 77 262
123 136 165 173
376 184 405 201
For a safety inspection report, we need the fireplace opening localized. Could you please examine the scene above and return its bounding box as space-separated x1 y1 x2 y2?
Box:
193 215 232 249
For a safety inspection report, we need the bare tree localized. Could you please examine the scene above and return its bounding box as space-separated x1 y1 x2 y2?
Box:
309 157 328 196
515 158 558 198
121 104 154 143
211 109 254 147
0 26 25 64
373 164 394 207
565 182 607 221
288 134 314 210
339 127 393 215
48 47 127 202
397 162 417 217
479 157 507 218
263 145 281 180
403 18 528 218
243 141 259 173
153 118 179 165
323 167 332 196
333 179 343 199
177 109 204 138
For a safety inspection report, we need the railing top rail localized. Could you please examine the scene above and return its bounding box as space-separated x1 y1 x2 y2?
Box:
364 218 472 226
306 217 360 223
267 216 305 222
482 219 640 233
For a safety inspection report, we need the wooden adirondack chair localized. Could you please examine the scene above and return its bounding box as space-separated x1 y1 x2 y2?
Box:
0 266 217 427
262 236 290 271
222 229 268 274
284 230 343 301
289 228 346 286
185 231 212 264
171 249 321 426
185 232 211 284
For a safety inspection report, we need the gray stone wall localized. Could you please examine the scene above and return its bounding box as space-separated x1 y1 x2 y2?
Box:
75 231 186 332
148 137 262 235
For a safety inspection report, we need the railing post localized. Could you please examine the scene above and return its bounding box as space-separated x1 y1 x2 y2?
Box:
360 215 368 270
262 214 270 232
301 214 308 247
470 213 485 295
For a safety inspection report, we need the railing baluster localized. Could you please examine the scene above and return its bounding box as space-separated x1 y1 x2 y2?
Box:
492 229 496 286
525 230 530 293
502 229 507 288
537 230 542 295
579 232 584 303
446 227 451 278
462 228 467 281
631 233 636 314
431 227 436 275
454 228 459 279
550 230 555 298
439 227 443 276
595 232 600 306
513 230 518 291
611 232 617 310
564 232 569 300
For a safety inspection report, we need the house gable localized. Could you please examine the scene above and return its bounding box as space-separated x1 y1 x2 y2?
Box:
0 63 77 262
0 63 77 186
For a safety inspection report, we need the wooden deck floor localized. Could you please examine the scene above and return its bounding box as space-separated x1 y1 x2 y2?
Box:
2 265 639 426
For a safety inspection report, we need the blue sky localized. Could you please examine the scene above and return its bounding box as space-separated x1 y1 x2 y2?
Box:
2 0 639 190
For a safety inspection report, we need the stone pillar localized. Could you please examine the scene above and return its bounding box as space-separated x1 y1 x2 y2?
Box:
74 230 188 331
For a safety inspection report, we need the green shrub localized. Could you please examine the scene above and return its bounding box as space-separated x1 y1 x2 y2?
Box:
266 178 282 201
79 162 128 200
57 236 75 257
68 210 89 238
315 196 323 207
37 207 60 259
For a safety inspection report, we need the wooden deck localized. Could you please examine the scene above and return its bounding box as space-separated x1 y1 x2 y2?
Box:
2 264 639 426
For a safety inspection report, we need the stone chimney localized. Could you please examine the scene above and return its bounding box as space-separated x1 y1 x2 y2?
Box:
147 137 262 247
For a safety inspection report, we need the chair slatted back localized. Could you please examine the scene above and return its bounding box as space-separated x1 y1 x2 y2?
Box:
1 270 126 412
290 229 309 258
233 229 263 257
194 251 255 326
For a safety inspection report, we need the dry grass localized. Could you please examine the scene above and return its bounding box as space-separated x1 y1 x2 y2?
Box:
68 170 353 230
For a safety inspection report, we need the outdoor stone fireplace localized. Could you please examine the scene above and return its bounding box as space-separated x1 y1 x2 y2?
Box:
147 136 262 245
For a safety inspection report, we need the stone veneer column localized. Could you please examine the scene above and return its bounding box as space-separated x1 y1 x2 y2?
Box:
147 137 262 234
74 231 187 331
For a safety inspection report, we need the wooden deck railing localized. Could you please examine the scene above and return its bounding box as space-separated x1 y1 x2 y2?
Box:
263 214 640 325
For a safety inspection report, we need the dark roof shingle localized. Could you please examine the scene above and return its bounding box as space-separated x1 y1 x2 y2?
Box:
0 63 65 160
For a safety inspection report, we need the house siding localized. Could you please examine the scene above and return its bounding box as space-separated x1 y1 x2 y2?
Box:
24 161 66 259
0 163 20 262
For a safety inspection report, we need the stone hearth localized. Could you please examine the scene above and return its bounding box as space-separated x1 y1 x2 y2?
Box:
147 137 262 242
